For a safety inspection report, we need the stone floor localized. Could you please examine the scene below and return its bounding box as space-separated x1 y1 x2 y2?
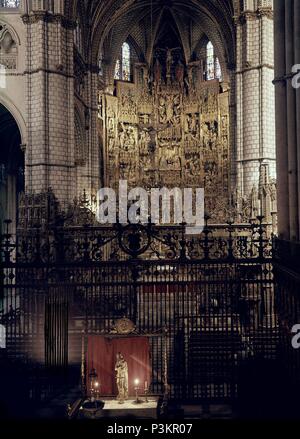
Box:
31 389 235 420
32 385 82 419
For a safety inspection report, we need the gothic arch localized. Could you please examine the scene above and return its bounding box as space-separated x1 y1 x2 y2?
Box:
63 1 236 78
94 2 234 85
0 18 20 46
192 35 228 82
0 95 27 146
0 19 20 71
0 102 25 231
126 35 144 64
90 1 236 68
103 34 144 83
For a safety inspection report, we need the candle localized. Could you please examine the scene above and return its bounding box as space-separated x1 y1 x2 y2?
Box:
134 378 139 386
144 381 148 390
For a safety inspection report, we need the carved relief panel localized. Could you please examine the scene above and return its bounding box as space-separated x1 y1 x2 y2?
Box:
0 22 18 70
101 51 230 221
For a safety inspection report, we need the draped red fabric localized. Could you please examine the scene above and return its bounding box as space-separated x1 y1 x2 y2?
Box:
87 336 151 396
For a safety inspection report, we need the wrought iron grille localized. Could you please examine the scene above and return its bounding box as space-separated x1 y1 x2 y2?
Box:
0 218 277 402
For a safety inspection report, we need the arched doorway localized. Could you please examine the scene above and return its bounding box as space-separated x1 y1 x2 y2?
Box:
0 103 24 232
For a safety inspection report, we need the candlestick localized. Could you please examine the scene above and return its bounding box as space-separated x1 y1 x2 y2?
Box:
144 380 149 403
133 378 143 404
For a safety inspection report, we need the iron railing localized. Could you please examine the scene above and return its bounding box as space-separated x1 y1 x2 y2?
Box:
0 218 276 403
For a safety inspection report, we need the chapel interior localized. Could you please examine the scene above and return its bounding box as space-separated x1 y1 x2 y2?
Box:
0 0 300 421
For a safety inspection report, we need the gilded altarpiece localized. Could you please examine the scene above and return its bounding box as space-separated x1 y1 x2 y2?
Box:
101 63 230 222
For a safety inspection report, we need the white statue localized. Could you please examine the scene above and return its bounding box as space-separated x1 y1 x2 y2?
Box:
115 352 128 403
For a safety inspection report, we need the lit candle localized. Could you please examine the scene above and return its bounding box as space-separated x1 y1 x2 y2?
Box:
134 378 139 386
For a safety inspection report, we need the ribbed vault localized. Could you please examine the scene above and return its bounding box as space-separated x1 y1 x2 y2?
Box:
65 0 237 75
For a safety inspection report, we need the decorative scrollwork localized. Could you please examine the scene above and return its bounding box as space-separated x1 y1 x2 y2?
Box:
1 215 273 265
112 317 136 335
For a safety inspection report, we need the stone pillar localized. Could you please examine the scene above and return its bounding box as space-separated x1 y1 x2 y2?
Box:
285 0 299 241
235 5 276 201
22 7 76 206
294 0 300 239
74 65 101 206
273 0 289 239
88 67 101 200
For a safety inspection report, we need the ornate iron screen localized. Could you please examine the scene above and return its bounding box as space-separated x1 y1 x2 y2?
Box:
0 217 276 402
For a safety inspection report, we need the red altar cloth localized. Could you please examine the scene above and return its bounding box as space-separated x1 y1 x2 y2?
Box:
87 336 151 396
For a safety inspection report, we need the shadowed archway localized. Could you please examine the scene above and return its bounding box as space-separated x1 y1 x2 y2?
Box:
0 103 24 232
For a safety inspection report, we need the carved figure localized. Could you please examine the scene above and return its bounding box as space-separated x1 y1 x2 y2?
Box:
115 352 128 403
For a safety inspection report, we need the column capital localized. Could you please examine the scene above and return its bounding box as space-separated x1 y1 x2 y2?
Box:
235 7 273 25
21 11 76 29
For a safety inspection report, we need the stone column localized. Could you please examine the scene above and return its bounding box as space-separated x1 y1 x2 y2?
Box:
285 0 299 241
22 8 76 206
88 67 101 200
74 65 101 205
235 5 276 203
274 0 289 239
294 0 300 239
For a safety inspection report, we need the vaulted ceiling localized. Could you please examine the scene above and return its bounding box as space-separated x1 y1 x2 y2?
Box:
65 0 237 71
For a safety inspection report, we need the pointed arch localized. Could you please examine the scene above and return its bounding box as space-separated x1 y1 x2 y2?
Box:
0 94 26 145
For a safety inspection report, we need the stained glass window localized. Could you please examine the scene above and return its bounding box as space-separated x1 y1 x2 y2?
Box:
114 59 121 80
122 42 131 81
206 42 215 81
114 42 131 81
206 41 222 81
0 0 20 7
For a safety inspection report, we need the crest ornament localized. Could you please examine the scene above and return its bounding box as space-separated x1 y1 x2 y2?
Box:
114 317 136 335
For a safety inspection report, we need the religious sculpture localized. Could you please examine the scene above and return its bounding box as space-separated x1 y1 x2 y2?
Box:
119 122 126 150
139 122 171 153
166 94 174 122
159 97 167 124
186 65 194 89
104 45 231 222
160 47 180 79
115 352 128 403
139 130 150 153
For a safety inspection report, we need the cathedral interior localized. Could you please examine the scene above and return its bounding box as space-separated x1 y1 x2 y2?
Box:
0 0 300 424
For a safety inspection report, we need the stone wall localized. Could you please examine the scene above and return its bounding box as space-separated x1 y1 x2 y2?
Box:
274 0 300 241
